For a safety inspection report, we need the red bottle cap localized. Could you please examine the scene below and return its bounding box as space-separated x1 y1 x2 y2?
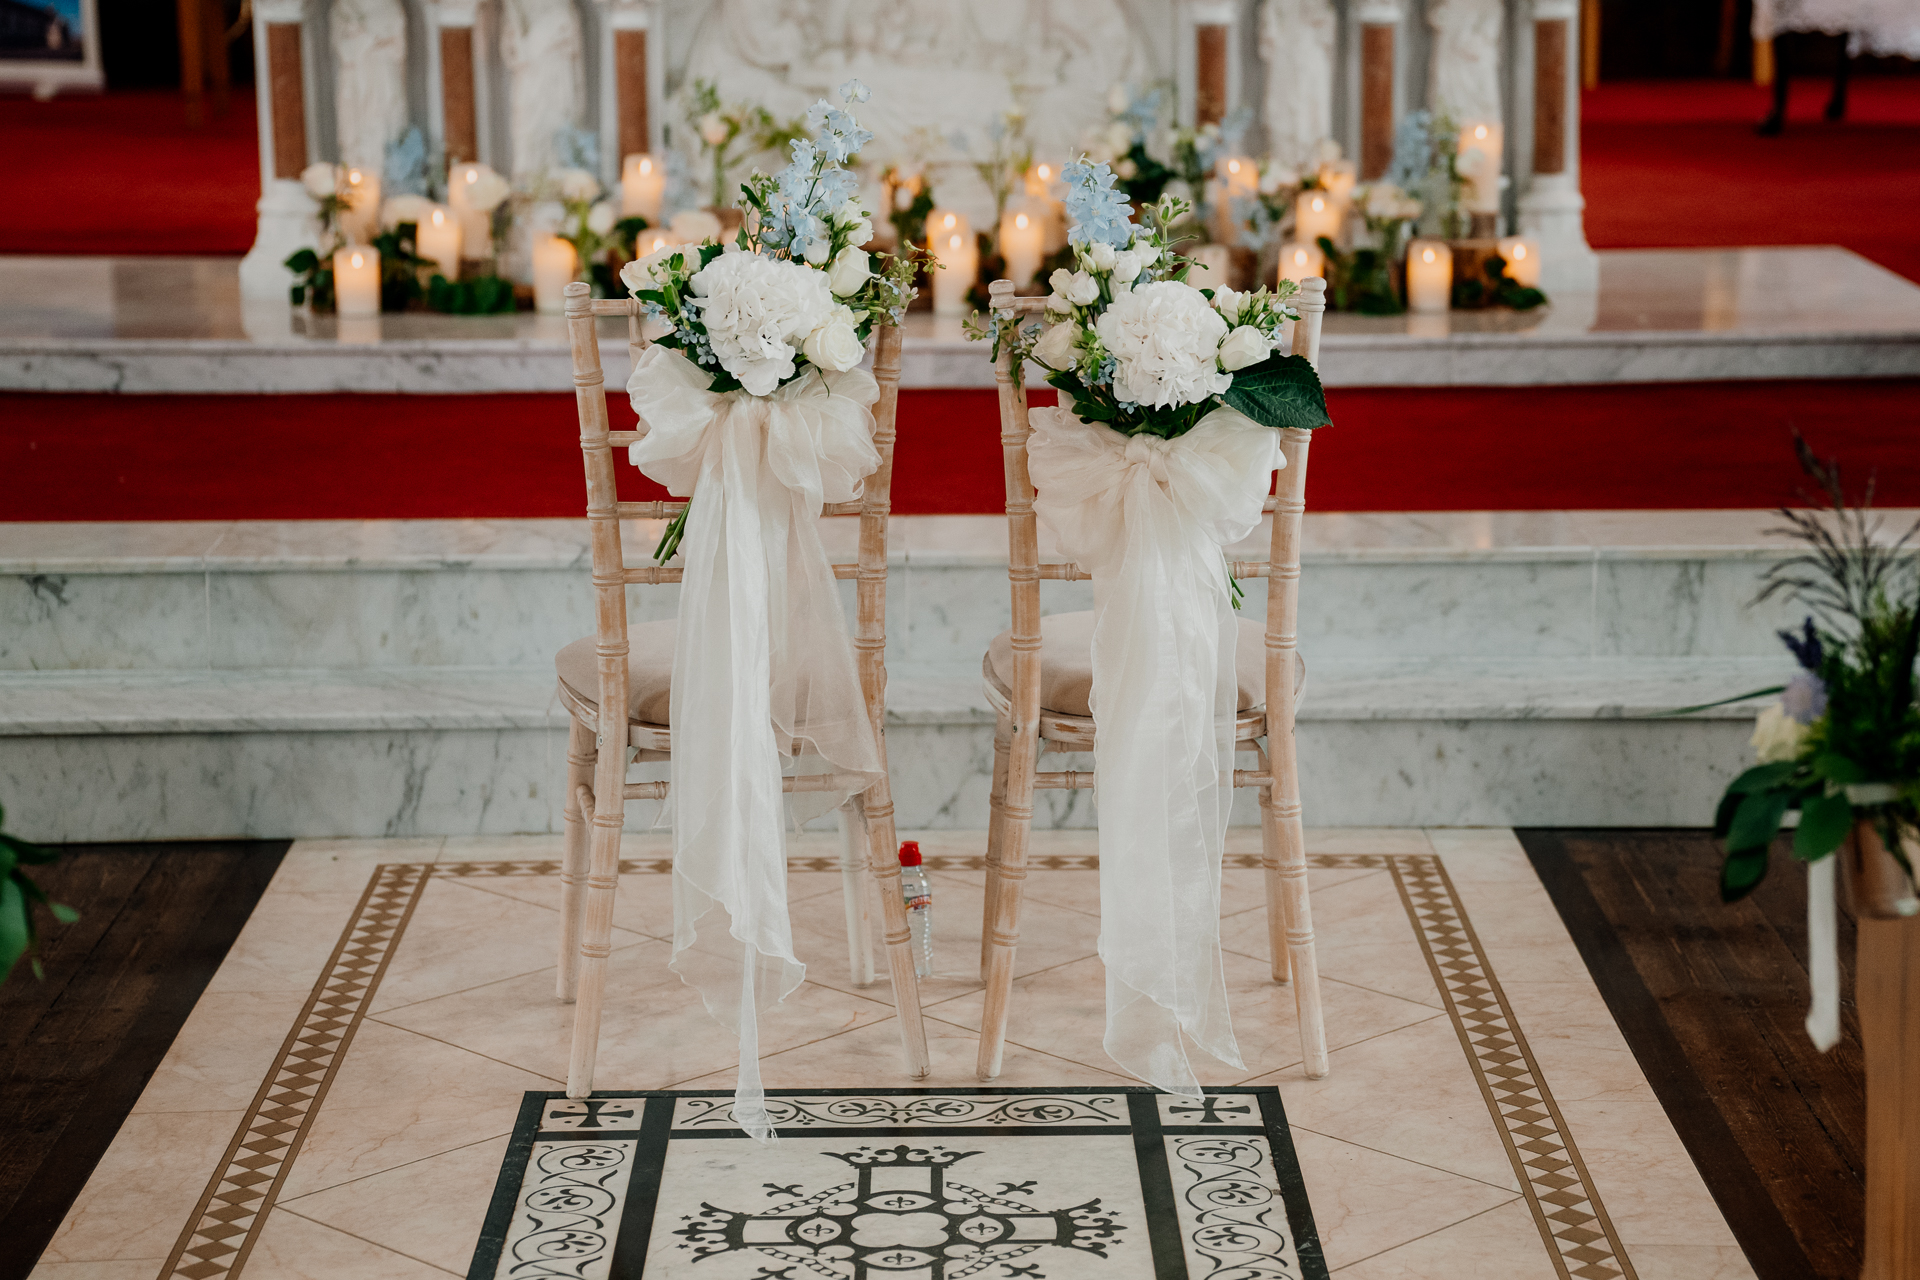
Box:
898 840 923 866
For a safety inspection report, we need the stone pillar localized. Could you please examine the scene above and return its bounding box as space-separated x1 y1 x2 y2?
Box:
1355 1 1403 180
435 2 480 164
239 0 318 301
1192 2 1232 128
1517 0 1599 293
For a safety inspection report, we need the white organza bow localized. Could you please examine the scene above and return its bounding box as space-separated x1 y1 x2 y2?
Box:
1028 402 1282 1096
627 344 883 1140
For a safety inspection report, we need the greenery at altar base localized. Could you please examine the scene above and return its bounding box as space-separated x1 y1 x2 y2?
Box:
0 803 76 984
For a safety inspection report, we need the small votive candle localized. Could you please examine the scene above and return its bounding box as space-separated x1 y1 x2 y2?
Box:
1293 189 1342 247
416 206 462 280
621 153 665 222
333 246 380 317
1187 243 1231 285
1278 240 1324 287
1497 234 1542 287
1321 159 1357 208
532 236 577 314
448 163 493 257
931 226 977 317
341 168 381 242
1457 121 1503 215
998 205 1045 289
1406 239 1452 314
635 228 677 258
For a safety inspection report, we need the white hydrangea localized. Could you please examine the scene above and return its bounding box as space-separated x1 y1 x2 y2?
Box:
555 168 601 202
1094 281 1232 408
688 252 835 396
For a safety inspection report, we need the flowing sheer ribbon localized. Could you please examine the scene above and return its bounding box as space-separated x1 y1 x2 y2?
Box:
627 344 883 1139
1027 403 1281 1095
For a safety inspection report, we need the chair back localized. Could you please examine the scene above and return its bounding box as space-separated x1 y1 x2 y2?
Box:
560 280 904 750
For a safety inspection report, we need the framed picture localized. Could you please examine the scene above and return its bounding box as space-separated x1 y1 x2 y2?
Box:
0 0 105 92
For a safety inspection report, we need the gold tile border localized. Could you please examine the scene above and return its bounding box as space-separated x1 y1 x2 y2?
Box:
149 847 1627 1280
1392 856 1639 1280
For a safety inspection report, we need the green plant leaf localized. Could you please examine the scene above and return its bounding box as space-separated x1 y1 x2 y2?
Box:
1795 791 1854 860
1713 788 1744 839
1727 787 1793 852
0 876 28 981
1727 761 1800 795
1222 354 1331 432
1721 847 1771 902
50 902 78 924
1814 752 1866 785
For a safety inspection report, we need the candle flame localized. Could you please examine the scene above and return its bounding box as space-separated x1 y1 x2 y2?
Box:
941 213 957 230
350 251 365 269
1473 124 1489 141
1513 244 1527 260
1227 159 1242 175
1014 213 1030 230
464 169 477 184
639 157 653 175
348 169 363 185
948 234 962 251
1037 164 1052 181
431 209 444 226
1310 195 1324 212
1421 247 1437 264
1292 250 1307 266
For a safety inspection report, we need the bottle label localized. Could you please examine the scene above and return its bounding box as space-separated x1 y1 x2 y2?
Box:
904 893 932 911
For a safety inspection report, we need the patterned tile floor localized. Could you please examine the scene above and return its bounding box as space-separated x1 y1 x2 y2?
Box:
30 829 1754 1280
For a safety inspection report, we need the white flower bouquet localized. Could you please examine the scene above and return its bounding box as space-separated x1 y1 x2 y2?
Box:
986 158 1329 441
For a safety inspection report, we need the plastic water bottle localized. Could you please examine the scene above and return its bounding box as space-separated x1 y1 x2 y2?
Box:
899 841 934 978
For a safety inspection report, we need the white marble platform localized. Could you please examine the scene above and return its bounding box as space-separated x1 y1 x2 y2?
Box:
5 247 1918 393
2 510 1867 840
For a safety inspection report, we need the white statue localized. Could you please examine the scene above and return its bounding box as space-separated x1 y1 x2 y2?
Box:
500 0 585 180
330 0 408 172
1427 0 1503 124
1259 0 1336 171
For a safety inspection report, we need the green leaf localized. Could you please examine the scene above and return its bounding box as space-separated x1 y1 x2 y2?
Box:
1221 354 1331 432
1728 788 1793 853
1713 788 1744 839
0 876 28 981
1721 847 1771 902
1795 791 1854 860
1814 752 1866 785
1727 761 1799 795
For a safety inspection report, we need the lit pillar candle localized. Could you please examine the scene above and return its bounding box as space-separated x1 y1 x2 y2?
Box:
1214 154 1259 241
448 162 493 258
533 236 577 314
1187 243 1231 286
1497 234 1542 287
333 246 380 317
1277 240 1324 286
1321 160 1357 207
635 228 677 258
929 209 974 316
1025 161 1067 252
1457 121 1503 215
340 168 380 242
621 153 665 222
1293 189 1343 247
417 206 462 280
998 205 1045 289
1406 238 1452 313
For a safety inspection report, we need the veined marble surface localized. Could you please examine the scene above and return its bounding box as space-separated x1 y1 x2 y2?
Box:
5 247 1917 392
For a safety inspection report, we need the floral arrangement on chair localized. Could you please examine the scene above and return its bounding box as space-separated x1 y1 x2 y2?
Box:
977 158 1330 440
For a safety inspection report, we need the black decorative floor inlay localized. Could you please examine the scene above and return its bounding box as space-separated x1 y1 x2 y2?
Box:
467 1087 1325 1280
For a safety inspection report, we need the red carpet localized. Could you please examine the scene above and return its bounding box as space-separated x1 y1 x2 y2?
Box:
5 381 1917 518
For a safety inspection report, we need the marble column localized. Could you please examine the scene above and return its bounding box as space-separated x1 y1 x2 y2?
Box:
1192 1 1233 128
238 0 318 301
434 1 480 164
1517 0 1599 293
1355 0 1403 180
599 0 651 170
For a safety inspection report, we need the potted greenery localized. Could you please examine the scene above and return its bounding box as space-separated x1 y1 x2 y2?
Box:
2 804 76 982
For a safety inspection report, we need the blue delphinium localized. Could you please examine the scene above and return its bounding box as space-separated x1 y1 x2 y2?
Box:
1779 617 1829 724
1061 159 1135 248
756 80 873 260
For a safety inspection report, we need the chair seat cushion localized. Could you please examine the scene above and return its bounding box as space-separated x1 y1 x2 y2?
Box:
554 619 677 724
985 611 1273 718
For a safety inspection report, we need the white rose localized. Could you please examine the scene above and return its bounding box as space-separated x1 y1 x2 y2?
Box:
836 199 873 245
1094 280 1232 408
464 166 511 213
1259 164 1299 196
1751 704 1810 764
669 209 723 244
380 194 436 228
827 245 872 296
1217 325 1270 371
620 240 683 293
1049 268 1099 306
698 112 731 146
1087 242 1117 271
689 252 835 396
803 305 866 373
301 162 341 200
585 201 617 235
1210 286 1244 323
1110 249 1144 283
1033 320 1080 370
803 236 830 265
555 168 600 202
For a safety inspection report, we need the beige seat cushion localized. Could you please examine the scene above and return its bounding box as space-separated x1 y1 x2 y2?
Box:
986 610 1273 718
554 619 677 724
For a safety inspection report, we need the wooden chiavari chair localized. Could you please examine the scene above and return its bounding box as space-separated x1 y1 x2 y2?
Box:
975 275 1331 1083
554 280 930 1097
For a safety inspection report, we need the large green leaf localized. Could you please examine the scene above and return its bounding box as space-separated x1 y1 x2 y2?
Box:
1221 354 1332 432
1795 791 1854 860
1727 788 1792 853
1721 848 1771 902
1726 761 1799 795
0 876 28 982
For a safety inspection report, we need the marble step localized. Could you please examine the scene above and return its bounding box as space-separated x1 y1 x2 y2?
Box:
0 658 1782 841
0 512 1844 674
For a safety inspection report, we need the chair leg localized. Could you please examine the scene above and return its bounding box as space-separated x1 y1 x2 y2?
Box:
977 725 1038 1081
1257 745 1292 986
567 790 625 1098
1272 784 1328 1079
981 715 1013 981
557 715 596 1002
861 787 932 1078
839 801 875 987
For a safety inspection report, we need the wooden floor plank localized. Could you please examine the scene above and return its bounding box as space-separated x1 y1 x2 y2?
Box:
1520 828 1866 1280
0 840 287 1280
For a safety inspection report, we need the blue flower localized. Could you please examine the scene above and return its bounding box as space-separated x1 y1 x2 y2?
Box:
840 78 870 104
1061 159 1135 248
1778 617 1823 673
1783 670 1828 725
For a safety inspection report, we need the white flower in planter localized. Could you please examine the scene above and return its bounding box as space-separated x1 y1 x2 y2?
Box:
1094 281 1232 408
1750 703 1810 764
